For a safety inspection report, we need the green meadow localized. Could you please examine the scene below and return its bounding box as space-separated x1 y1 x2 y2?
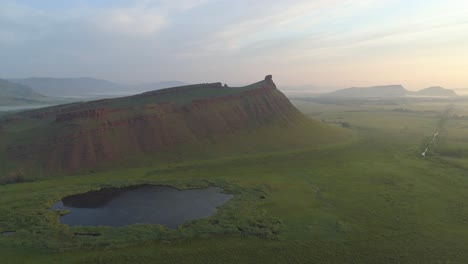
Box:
2 97 468 263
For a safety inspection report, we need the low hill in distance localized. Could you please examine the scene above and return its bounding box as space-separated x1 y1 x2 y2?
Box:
0 75 348 177
326 85 407 98
0 78 88 112
453 88 468 96
8 77 127 97
0 78 48 105
8 78 188 98
323 85 458 98
412 86 458 97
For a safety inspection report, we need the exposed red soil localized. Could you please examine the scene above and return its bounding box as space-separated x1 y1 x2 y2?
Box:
7 77 304 172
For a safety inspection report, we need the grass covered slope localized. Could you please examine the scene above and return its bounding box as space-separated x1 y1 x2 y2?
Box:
0 75 349 177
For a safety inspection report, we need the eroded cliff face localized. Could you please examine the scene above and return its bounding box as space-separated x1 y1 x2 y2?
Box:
6 76 305 172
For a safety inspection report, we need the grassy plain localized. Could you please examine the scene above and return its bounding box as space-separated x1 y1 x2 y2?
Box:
2 96 468 263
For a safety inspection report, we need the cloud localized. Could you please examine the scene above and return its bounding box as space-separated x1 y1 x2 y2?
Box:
96 8 167 36
179 0 468 65
0 0 214 39
1 0 468 89
0 2 51 43
155 0 214 11
176 0 381 56
93 0 215 36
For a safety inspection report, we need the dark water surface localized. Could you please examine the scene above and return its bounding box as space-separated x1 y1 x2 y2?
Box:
51 185 232 228
1 231 15 236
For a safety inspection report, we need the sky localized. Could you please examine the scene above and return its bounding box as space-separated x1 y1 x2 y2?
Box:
1 0 468 90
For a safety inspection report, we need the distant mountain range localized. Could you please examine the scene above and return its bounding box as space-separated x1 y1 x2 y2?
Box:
324 85 458 98
8 77 125 97
3 77 460 109
0 78 47 105
7 78 187 98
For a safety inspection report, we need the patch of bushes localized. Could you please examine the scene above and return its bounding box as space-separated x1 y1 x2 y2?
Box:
340 122 351 128
0 170 27 185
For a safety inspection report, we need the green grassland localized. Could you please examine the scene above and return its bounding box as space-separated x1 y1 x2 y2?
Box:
2 97 468 263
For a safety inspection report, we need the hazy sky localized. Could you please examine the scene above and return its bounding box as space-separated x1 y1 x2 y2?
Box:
1 0 468 90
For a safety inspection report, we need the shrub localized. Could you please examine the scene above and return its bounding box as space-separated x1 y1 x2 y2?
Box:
0 170 27 185
340 122 351 128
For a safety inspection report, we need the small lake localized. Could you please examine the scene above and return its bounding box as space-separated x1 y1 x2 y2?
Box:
51 185 232 228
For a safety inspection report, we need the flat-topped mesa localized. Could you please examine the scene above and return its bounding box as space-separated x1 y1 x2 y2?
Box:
5 75 306 173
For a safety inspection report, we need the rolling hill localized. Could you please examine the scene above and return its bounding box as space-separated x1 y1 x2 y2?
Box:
413 86 458 97
8 77 126 97
0 78 47 105
8 78 188 98
326 85 407 98
324 85 458 98
0 75 347 176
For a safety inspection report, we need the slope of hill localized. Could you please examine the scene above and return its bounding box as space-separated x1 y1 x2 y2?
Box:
129 81 188 94
413 86 458 97
0 78 47 105
325 85 407 98
0 75 347 176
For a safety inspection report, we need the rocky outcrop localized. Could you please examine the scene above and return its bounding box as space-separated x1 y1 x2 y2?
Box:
6 76 305 172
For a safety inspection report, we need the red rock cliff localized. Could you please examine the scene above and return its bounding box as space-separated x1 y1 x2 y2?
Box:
7 76 305 172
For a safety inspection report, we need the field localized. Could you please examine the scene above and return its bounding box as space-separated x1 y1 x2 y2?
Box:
2 96 468 263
